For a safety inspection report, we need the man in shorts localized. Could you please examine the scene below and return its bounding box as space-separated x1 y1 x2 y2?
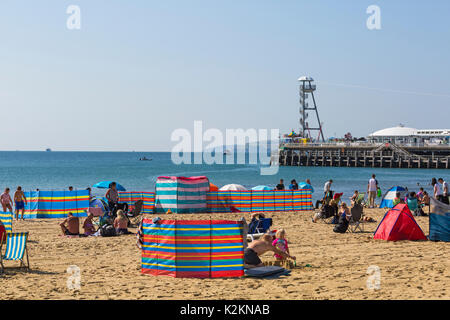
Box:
244 234 296 268
14 186 28 220
367 174 378 208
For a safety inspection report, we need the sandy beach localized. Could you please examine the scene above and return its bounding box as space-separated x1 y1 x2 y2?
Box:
1 208 448 300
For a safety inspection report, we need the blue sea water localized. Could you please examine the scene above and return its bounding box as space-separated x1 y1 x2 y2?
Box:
0 151 447 204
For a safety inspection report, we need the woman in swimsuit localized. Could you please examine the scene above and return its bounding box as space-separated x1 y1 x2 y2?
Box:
83 213 96 236
1 188 13 213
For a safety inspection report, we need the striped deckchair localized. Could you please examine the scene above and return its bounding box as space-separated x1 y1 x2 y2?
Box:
1 232 30 273
0 212 13 233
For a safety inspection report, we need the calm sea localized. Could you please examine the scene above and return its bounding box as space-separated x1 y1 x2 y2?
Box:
0 151 447 203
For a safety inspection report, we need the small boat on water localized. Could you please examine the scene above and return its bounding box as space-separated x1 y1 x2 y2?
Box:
139 157 152 161
46 148 52 152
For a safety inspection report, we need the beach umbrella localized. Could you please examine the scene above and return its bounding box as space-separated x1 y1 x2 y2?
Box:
93 181 126 191
219 184 247 191
209 183 219 191
251 185 272 191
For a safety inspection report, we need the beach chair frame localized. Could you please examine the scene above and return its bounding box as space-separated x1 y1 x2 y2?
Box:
348 204 364 233
355 192 367 206
0 232 30 273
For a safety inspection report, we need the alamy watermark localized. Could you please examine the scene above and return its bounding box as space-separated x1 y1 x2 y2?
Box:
366 265 381 290
66 5 81 30
171 121 280 175
67 265 81 290
366 5 381 30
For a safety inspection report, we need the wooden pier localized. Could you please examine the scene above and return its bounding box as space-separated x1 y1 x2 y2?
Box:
278 143 450 169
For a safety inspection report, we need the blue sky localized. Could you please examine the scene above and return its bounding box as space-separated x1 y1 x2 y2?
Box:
1 0 449 151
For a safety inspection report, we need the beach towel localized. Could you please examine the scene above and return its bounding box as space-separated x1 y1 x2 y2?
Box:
244 266 290 278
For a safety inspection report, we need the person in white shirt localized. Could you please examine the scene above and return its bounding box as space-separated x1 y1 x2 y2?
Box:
438 178 449 205
432 178 444 203
367 174 378 208
323 179 333 198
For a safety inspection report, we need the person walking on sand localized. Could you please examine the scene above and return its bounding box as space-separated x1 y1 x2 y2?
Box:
1 188 14 213
14 186 27 220
367 174 379 208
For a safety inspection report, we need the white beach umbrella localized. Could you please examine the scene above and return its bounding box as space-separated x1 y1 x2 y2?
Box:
219 184 247 191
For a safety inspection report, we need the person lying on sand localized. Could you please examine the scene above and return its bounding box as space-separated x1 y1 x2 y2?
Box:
244 234 296 268
60 212 80 236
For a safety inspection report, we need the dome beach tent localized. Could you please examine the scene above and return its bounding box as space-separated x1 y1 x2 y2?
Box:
251 185 272 191
209 183 219 192
380 186 408 208
429 197 450 242
298 182 314 193
220 184 247 191
374 204 427 241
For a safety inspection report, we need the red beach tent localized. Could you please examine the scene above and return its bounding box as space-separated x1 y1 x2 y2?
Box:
373 204 427 241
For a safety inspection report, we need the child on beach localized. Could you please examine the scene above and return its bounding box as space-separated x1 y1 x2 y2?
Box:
1 188 13 213
393 192 401 207
272 229 290 261
114 210 130 235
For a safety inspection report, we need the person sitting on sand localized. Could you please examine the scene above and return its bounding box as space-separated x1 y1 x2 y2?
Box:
1 188 13 213
114 210 130 235
350 190 359 206
275 179 285 191
416 187 424 202
60 212 80 236
421 191 430 206
83 213 96 236
407 192 419 212
272 229 290 261
244 234 296 268
392 192 401 207
333 203 351 233
288 180 298 190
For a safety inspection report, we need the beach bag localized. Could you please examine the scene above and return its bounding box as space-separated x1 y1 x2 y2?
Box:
100 224 116 237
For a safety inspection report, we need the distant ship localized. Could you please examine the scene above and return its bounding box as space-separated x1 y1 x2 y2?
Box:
46 148 52 152
139 157 152 161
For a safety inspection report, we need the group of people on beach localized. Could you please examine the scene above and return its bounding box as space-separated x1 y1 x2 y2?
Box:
60 209 130 237
274 178 312 191
58 182 129 237
1 187 28 220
